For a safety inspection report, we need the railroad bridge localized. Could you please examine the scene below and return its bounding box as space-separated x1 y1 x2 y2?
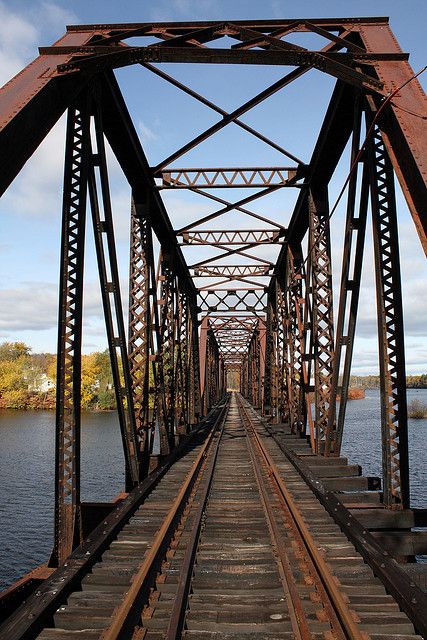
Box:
1 16 427 640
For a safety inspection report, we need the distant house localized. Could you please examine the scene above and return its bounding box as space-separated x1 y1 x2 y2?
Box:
27 373 55 394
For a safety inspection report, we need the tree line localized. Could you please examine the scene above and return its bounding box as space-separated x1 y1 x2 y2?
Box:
0 341 115 410
0 341 426 411
350 374 427 389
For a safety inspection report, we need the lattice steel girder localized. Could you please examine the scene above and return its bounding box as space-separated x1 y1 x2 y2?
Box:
1 18 425 258
308 187 335 452
99 73 197 296
194 265 271 277
128 194 156 475
156 166 304 188
199 288 267 313
51 95 90 568
368 124 409 509
180 229 285 245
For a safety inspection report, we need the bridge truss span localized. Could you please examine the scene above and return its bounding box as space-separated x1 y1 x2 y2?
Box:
0 14 427 638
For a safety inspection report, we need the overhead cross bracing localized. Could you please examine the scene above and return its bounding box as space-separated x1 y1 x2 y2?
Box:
0 16 426 582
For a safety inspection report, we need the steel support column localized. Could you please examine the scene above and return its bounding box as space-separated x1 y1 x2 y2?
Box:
128 193 157 476
368 124 409 508
327 98 369 454
51 95 90 567
286 246 307 437
308 188 335 453
88 98 140 488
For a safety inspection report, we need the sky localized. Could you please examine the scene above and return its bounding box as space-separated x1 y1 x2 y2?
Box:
0 0 426 375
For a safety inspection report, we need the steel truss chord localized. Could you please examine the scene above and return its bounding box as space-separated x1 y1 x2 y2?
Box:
180 229 284 245
368 123 409 508
51 93 91 568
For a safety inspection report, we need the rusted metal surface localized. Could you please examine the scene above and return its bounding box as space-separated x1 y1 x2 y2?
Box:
157 166 303 189
0 404 226 638
1 15 426 631
52 95 91 567
367 122 409 508
262 407 427 639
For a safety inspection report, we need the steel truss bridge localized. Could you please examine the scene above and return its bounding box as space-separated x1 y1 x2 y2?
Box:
1 16 427 640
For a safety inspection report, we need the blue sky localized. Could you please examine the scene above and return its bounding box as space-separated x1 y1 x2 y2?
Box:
0 0 426 375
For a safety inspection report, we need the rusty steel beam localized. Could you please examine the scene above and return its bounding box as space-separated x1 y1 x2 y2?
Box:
51 94 91 568
308 187 335 453
194 265 271 277
180 229 285 245
57 47 385 95
89 96 141 488
368 124 409 509
359 24 427 256
157 166 304 189
0 31 97 197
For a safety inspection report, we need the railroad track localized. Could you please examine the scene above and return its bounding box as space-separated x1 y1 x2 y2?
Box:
2 393 424 640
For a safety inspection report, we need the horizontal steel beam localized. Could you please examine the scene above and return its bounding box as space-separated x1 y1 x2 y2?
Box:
194 265 271 277
56 49 384 94
156 166 305 189
180 229 285 245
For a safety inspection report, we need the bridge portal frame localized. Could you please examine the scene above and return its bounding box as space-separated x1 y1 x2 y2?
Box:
0 17 425 567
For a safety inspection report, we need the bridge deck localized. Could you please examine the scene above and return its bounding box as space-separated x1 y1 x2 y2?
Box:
1 394 426 639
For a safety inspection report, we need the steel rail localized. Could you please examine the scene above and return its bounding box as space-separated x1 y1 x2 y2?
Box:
237 399 309 640
163 399 230 640
0 402 225 640
100 398 229 640
236 394 366 640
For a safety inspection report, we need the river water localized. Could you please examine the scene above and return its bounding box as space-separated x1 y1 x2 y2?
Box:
1 389 426 591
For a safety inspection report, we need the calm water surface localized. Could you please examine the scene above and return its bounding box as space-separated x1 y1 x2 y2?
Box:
1 389 426 590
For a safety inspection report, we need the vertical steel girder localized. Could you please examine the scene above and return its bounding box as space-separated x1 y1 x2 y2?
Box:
327 99 369 455
188 302 201 425
275 280 290 423
129 204 201 462
286 247 307 437
52 95 90 567
128 195 157 475
262 298 274 417
368 124 409 508
88 97 140 489
308 188 335 453
200 316 224 413
156 254 178 454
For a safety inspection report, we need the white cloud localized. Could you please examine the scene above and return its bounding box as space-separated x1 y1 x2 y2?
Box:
37 1 77 32
2 116 66 217
138 120 158 142
0 282 58 331
0 1 78 87
0 2 37 85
